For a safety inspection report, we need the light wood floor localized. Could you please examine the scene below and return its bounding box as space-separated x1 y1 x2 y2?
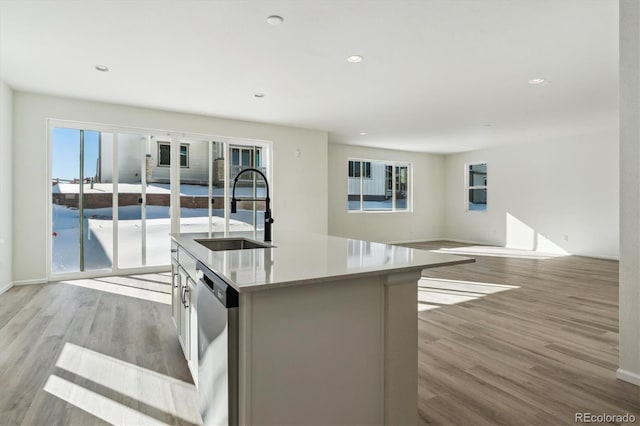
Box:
402 241 640 426
0 245 638 425
0 273 200 426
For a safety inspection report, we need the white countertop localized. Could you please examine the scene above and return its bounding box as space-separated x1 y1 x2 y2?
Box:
172 231 474 293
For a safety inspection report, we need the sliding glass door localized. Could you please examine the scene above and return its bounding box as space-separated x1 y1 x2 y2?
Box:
51 123 270 277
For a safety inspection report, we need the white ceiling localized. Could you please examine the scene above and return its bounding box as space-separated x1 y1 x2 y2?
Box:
0 0 618 153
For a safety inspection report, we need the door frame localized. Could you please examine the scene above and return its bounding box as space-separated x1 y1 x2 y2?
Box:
46 119 272 281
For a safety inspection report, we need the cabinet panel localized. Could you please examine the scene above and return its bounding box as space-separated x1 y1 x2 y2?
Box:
178 267 190 360
178 247 198 281
187 275 199 387
242 277 385 425
171 261 180 328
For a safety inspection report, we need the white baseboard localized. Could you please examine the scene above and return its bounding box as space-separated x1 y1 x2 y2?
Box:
576 253 620 261
384 237 448 244
0 282 13 295
616 368 640 386
443 238 495 246
12 278 47 286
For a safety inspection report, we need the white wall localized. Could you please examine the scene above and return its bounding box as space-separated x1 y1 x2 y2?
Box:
0 81 13 293
328 143 444 243
444 131 619 259
618 0 640 386
12 92 328 283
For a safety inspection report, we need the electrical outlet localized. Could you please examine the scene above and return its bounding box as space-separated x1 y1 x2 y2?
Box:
563 234 569 241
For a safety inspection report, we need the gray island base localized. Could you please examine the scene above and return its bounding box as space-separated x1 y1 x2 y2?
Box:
171 231 473 425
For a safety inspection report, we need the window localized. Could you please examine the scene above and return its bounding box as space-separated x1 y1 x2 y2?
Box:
348 160 360 177
348 160 371 178
348 159 410 212
466 162 487 211
158 143 188 167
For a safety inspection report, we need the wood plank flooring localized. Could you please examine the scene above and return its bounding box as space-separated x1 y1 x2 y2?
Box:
402 241 640 426
0 245 638 425
0 273 200 426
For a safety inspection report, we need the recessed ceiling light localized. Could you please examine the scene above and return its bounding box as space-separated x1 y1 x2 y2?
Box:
266 15 284 25
359 132 367 136
347 55 363 63
254 93 265 98
528 78 546 85
95 65 109 72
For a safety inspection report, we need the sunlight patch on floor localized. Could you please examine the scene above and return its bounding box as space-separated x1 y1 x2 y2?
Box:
44 375 168 426
61 278 171 304
93 274 171 294
418 278 519 312
45 343 201 425
431 245 569 259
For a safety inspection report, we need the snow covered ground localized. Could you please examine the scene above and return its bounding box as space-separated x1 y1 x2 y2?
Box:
348 199 408 211
54 182 266 197
52 204 255 273
51 183 267 273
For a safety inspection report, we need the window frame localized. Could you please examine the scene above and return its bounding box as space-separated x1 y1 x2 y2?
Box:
347 158 412 213
465 161 487 212
158 142 189 168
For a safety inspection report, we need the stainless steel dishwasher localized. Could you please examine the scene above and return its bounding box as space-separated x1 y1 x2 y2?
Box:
196 261 239 425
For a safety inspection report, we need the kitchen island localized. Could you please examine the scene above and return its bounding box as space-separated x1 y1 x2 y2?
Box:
171 230 473 425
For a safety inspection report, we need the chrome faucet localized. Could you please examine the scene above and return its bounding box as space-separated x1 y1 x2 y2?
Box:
230 168 274 242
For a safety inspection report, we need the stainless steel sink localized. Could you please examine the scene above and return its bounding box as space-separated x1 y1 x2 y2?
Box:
195 237 271 251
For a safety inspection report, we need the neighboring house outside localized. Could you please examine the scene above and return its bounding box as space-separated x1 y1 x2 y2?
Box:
348 160 408 200
97 135 262 186
348 160 390 200
52 132 265 211
99 135 216 185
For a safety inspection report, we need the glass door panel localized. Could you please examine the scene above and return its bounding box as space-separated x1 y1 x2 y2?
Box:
51 128 113 273
117 133 144 269
51 128 81 273
83 130 113 270
179 139 213 235
144 136 171 266
228 145 266 234
211 142 226 232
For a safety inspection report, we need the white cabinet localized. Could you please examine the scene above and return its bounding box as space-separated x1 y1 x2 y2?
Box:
171 243 199 384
